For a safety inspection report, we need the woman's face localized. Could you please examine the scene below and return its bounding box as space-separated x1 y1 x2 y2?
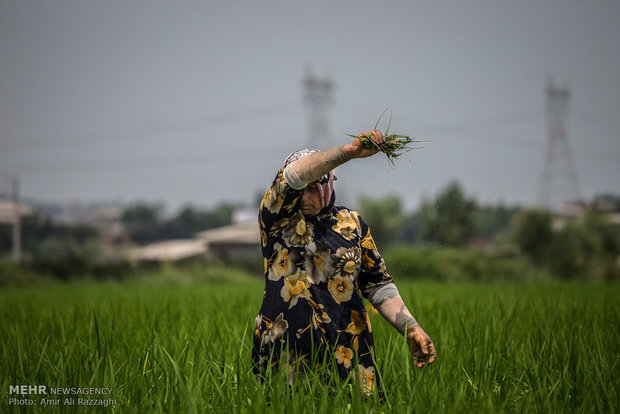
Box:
300 181 322 217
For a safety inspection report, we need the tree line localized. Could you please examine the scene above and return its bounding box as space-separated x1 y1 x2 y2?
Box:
358 181 620 280
1 183 618 281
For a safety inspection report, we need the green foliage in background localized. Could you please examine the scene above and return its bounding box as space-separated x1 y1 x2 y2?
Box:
419 181 478 247
514 209 620 280
1 277 618 413
358 181 499 248
0 260 259 287
513 209 554 265
357 195 405 249
357 183 619 281
474 204 520 243
121 202 165 244
2 181 617 284
383 245 548 282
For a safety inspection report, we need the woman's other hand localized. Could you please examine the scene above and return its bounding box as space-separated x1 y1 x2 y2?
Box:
407 325 436 368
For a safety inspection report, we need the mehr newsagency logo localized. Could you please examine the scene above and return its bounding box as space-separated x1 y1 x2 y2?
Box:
8 385 116 407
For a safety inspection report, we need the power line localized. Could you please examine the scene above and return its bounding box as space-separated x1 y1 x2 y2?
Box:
7 141 295 174
2 101 301 151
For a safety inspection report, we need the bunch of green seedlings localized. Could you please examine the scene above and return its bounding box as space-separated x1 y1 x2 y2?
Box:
346 110 420 165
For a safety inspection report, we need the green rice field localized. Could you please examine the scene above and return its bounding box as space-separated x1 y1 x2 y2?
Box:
1 277 618 413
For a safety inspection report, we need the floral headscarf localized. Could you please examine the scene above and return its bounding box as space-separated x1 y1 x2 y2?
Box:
283 148 335 210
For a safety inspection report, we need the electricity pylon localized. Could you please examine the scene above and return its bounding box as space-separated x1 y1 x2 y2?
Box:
538 77 581 208
303 70 334 150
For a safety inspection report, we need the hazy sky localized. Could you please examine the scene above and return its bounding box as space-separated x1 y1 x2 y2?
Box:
1 0 619 213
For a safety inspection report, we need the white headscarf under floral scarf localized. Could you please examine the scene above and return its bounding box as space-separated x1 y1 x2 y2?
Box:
283 148 335 210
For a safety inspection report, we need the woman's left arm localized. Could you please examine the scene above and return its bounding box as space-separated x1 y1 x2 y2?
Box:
375 296 436 368
354 214 437 368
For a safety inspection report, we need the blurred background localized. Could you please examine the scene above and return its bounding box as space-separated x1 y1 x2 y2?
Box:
1 0 618 283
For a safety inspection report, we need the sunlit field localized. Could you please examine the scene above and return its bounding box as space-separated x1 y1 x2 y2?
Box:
1 277 618 413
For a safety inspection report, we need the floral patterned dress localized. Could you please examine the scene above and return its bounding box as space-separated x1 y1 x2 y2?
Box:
252 168 394 393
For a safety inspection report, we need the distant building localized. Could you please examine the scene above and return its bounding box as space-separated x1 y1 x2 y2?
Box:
128 239 208 262
84 205 124 246
591 195 620 225
552 197 620 229
130 220 261 263
552 200 588 230
0 200 34 224
15 199 126 246
196 221 261 261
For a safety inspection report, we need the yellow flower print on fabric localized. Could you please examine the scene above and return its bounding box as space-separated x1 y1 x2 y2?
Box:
358 364 376 395
350 210 362 232
280 269 311 309
271 217 290 234
261 169 297 215
339 310 367 352
312 306 331 330
260 313 289 346
268 243 299 281
361 251 375 268
332 210 361 240
377 257 386 273
283 212 314 247
361 246 386 273
260 228 268 248
344 310 367 336
334 345 354 369
328 275 354 304
254 314 262 338
365 311 372 333
262 186 285 214
296 300 332 339
303 242 335 284
361 229 378 250
333 247 361 278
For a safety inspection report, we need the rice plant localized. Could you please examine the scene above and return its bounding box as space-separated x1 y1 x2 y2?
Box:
347 109 421 165
1 276 618 413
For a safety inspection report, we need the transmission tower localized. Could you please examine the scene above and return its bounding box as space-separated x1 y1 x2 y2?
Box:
303 70 334 149
537 77 581 208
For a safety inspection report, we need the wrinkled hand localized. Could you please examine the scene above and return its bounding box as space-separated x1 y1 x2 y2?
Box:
344 130 385 159
406 326 436 368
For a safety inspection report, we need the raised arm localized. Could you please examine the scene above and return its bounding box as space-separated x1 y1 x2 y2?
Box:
284 130 384 189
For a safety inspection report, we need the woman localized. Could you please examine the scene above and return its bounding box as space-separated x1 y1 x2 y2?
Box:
252 130 436 394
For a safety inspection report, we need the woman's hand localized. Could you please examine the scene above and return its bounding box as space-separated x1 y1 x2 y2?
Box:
375 295 436 368
343 130 385 159
407 325 436 368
